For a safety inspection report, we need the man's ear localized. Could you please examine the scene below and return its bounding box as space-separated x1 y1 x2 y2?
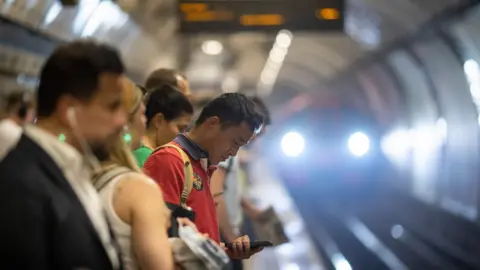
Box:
203 116 221 128
56 95 78 126
153 113 165 128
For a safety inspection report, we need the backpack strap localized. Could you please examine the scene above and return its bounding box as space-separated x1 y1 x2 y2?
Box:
153 143 194 209
93 165 132 192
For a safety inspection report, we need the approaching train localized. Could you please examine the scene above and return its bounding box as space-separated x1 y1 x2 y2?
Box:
262 93 391 199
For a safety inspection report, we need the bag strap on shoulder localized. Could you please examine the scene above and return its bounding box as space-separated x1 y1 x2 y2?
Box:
154 143 194 208
93 165 131 192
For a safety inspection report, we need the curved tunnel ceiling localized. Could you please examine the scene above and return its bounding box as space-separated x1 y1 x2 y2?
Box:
268 0 468 110
278 0 466 82
172 0 467 106
0 0 468 94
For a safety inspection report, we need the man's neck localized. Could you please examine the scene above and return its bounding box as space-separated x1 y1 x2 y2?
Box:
142 129 158 150
186 128 210 153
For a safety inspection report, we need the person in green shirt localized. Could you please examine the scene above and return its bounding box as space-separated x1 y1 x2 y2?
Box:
133 84 194 167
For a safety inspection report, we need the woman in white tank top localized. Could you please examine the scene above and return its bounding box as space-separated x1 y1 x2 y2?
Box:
92 78 179 270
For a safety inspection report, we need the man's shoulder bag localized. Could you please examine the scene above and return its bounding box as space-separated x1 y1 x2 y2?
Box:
153 143 196 238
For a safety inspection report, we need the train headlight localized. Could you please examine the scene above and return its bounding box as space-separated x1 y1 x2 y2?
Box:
348 132 370 157
281 131 305 157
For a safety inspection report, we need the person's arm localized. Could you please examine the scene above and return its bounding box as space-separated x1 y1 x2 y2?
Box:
143 152 184 205
210 167 238 242
113 174 174 270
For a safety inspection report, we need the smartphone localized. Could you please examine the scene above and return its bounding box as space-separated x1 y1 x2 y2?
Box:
225 240 273 249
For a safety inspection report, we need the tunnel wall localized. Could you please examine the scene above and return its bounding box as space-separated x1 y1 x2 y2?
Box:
327 4 480 222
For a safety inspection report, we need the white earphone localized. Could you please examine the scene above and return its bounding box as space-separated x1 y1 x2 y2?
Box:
66 106 101 172
66 106 76 129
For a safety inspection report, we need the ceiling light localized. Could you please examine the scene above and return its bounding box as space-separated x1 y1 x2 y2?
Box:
202 40 223 55
221 76 239 93
276 30 293 48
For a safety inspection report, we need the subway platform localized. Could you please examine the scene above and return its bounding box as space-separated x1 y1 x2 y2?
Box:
241 155 325 270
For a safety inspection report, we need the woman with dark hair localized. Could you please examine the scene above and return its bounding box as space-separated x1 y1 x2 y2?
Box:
133 84 194 168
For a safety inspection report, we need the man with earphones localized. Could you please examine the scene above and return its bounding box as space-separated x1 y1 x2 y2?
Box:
0 88 35 161
0 41 126 270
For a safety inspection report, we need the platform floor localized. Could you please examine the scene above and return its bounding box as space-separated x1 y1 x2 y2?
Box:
241 155 325 270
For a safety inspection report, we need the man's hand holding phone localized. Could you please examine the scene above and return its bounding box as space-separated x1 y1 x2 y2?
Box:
221 235 270 260
177 218 197 230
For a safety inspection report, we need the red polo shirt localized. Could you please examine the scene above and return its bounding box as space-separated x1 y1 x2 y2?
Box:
143 134 220 243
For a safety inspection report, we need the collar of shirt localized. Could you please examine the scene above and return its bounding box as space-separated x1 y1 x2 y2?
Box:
173 133 208 160
174 133 216 172
24 125 87 173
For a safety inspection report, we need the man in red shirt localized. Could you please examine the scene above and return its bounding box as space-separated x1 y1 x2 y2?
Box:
143 93 264 259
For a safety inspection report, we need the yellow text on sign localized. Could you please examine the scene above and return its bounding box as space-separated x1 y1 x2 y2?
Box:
316 8 340 20
240 14 285 26
180 3 208 13
184 11 234 22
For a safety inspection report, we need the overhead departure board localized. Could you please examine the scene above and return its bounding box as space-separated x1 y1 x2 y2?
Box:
178 0 344 33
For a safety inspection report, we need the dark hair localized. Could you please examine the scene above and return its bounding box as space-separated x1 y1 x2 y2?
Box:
144 84 194 127
196 93 264 132
250 96 271 125
145 68 187 89
37 40 124 117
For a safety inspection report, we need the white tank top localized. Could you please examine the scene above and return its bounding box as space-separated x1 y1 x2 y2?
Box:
98 173 142 270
